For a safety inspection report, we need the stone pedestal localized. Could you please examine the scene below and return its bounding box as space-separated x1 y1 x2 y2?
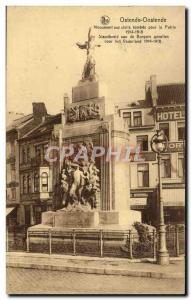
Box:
41 209 141 229
54 211 98 228
72 80 107 102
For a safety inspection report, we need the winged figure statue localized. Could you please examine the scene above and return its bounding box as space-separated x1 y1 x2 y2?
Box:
76 28 101 81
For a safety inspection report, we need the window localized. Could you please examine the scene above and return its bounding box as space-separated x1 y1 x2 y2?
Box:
43 144 49 163
136 135 148 151
178 153 185 178
161 154 171 178
34 173 39 192
159 123 169 140
11 170 16 181
41 172 48 192
133 111 142 126
22 148 26 164
11 164 16 181
27 175 32 193
10 142 15 156
137 164 149 187
27 146 30 162
11 188 16 200
177 122 185 141
35 147 41 164
123 112 131 127
23 175 27 194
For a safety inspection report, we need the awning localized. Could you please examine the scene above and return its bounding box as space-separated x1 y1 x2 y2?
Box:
6 207 16 216
163 189 185 207
130 198 147 206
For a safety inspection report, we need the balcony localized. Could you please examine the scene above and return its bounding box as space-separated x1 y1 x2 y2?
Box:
20 158 49 170
130 151 156 162
21 191 53 203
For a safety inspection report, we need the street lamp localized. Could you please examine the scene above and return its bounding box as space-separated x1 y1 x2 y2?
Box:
151 130 169 265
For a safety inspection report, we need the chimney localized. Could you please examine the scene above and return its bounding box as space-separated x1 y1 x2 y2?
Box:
63 93 70 113
145 80 151 94
61 109 66 126
32 102 47 122
150 75 158 107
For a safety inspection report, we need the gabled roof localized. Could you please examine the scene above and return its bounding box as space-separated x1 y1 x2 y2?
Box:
20 113 61 140
157 83 185 106
6 114 33 132
117 82 185 111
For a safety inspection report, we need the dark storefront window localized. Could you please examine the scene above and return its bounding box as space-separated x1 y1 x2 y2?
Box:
177 122 185 141
137 164 149 187
161 154 171 178
24 206 31 226
136 135 148 151
35 147 41 164
159 123 169 140
178 153 185 178
123 112 131 127
133 111 142 126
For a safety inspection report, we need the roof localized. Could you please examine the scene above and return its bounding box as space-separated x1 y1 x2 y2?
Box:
21 113 61 139
117 82 185 111
6 114 33 132
116 99 152 110
156 83 185 106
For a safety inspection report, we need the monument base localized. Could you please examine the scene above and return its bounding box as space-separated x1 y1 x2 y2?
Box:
41 209 141 229
72 80 107 102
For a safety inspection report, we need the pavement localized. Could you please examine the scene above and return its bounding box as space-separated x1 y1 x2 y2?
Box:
6 252 185 279
6 267 185 294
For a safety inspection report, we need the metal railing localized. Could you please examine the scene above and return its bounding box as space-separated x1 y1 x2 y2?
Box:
7 225 185 259
26 228 130 258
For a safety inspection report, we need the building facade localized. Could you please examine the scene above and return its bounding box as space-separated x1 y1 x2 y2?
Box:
117 75 185 225
6 102 49 226
18 113 62 226
7 78 185 227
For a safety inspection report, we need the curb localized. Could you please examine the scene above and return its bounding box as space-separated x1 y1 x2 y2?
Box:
7 261 184 279
6 252 185 263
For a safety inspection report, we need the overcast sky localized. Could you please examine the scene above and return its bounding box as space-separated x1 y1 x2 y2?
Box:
7 6 185 116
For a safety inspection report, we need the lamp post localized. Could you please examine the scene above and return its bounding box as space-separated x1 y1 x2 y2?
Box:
151 130 169 265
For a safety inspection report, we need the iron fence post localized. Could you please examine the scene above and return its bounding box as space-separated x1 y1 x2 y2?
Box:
6 227 9 252
49 229 52 255
129 230 133 259
26 230 29 253
73 229 76 256
175 225 180 257
153 229 157 259
100 229 103 257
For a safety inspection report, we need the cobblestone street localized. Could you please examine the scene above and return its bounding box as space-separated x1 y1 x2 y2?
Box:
7 267 185 294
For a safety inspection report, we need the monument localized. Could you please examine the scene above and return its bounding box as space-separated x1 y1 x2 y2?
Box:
32 27 141 232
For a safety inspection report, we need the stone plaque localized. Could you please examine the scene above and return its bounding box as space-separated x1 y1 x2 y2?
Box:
66 98 105 123
54 211 95 228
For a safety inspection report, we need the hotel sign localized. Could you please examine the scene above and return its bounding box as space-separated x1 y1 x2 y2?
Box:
166 141 184 152
156 110 185 121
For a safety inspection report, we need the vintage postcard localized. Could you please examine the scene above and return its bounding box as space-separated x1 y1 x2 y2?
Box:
6 6 185 295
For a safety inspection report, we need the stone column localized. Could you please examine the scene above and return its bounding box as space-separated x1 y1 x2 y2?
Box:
100 128 110 211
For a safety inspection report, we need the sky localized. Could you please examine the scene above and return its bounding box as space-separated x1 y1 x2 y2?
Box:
7 6 185 116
